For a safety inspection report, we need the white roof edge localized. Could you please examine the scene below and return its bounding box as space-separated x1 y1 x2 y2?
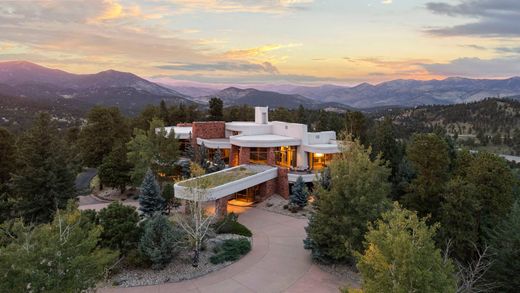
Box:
196 137 231 149
302 144 340 154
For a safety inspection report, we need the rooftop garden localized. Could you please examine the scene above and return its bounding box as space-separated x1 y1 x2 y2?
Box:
178 166 259 189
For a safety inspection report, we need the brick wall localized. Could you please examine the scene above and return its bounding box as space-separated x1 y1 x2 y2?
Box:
238 147 250 165
258 179 277 201
176 123 192 127
267 147 276 166
191 121 225 141
276 167 290 199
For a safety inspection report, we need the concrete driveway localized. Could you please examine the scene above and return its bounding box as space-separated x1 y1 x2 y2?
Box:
99 208 349 293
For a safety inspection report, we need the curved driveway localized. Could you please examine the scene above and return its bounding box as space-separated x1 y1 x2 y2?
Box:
99 208 349 293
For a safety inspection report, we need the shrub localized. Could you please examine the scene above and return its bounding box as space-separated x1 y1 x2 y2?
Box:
138 215 182 269
125 249 152 269
97 202 141 254
214 213 252 237
210 239 251 264
289 176 309 209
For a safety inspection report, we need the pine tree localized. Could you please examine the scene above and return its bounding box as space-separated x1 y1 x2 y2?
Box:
318 167 332 191
97 201 141 254
198 142 209 170
184 133 195 161
11 113 76 223
98 143 132 194
213 148 226 171
208 97 224 121
139 169 165 217
162 183 181 213
304 139 391 263
78 106 130 167
357 203 456 293
0 127 15 223
290 176 309 208
138 214 182 269
485 201 520 292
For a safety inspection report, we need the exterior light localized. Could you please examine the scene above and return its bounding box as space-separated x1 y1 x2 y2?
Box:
314 153 324 157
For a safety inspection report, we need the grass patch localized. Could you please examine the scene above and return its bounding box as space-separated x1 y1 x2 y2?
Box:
210 239 251 264
178 167 257 189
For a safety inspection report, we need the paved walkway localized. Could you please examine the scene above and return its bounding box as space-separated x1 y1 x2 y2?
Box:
98 208 349 293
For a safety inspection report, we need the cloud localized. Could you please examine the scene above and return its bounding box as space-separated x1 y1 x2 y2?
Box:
459 44 487 50
168 0 314 14
425 0 520 36
156 61 279 74
381 0 393 4
495 47 520 54
223 43 301 59
421 56 520 77
150 72 355 84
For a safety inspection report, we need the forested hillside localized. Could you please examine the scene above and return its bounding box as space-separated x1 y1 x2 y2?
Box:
390 98 520 154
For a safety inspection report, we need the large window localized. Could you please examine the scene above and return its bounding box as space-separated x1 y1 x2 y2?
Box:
275 146 297 168
250 147 268 164
309 153 334 170
208 148 230 164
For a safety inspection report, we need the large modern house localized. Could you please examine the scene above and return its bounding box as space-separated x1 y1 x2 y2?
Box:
168 107 341 216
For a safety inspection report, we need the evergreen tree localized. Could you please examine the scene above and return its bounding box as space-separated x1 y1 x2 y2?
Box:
184 133 195 161
212 148 226 171
139 214 182 269
0 127 15 222
485 201 520 292
78 106 130 167
403 133 450 220
98 143 132 194
208 97 224 121
304 140 391 263
345 111 368 143
11 113 76 223
139 169 165 217
159 100 170 124
197 142 209 170
318 166 332 191
0 127 15 186
127 118 179 184
289 176 309 208
0 205 118 292
97 202 141 254
357 203 456 293
162 183 181 213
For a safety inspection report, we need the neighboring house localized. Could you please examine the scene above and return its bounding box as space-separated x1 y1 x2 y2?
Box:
165 107 341 217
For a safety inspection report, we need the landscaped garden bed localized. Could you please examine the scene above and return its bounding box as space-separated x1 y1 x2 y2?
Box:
256 194 314 219
178 166 258 189
107 233 251 288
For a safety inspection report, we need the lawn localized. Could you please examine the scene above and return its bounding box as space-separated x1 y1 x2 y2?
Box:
178 167 258 189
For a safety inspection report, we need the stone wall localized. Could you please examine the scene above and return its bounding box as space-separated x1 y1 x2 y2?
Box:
258 179 277 201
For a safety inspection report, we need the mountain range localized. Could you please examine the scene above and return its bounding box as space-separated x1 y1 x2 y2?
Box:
2 61 520 114
0 61 192 115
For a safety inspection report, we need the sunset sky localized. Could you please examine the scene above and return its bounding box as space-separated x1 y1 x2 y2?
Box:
0 0 519 85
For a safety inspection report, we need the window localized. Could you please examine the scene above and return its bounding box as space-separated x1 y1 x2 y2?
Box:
208 148 230 164
250 147 268 164
309 153 334 170
275 146 297 168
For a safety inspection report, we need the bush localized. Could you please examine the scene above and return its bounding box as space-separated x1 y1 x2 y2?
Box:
98 202 141 254
138 215 182 269
125 249 152 269
210 239 251 264
214 213 252 237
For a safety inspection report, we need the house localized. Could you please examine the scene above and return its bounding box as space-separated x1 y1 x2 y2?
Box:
166 107 341 217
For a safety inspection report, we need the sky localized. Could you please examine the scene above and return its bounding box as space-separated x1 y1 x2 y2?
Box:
0 0 519 86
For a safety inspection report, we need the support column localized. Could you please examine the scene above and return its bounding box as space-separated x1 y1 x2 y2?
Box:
238 147 250 165
215 198 228 219
267 147 276 166
276 167 290 199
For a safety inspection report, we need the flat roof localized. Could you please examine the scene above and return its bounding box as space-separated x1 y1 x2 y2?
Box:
164 126 192 139
230 134 301 147
197 138 231 149
302 143 340 154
